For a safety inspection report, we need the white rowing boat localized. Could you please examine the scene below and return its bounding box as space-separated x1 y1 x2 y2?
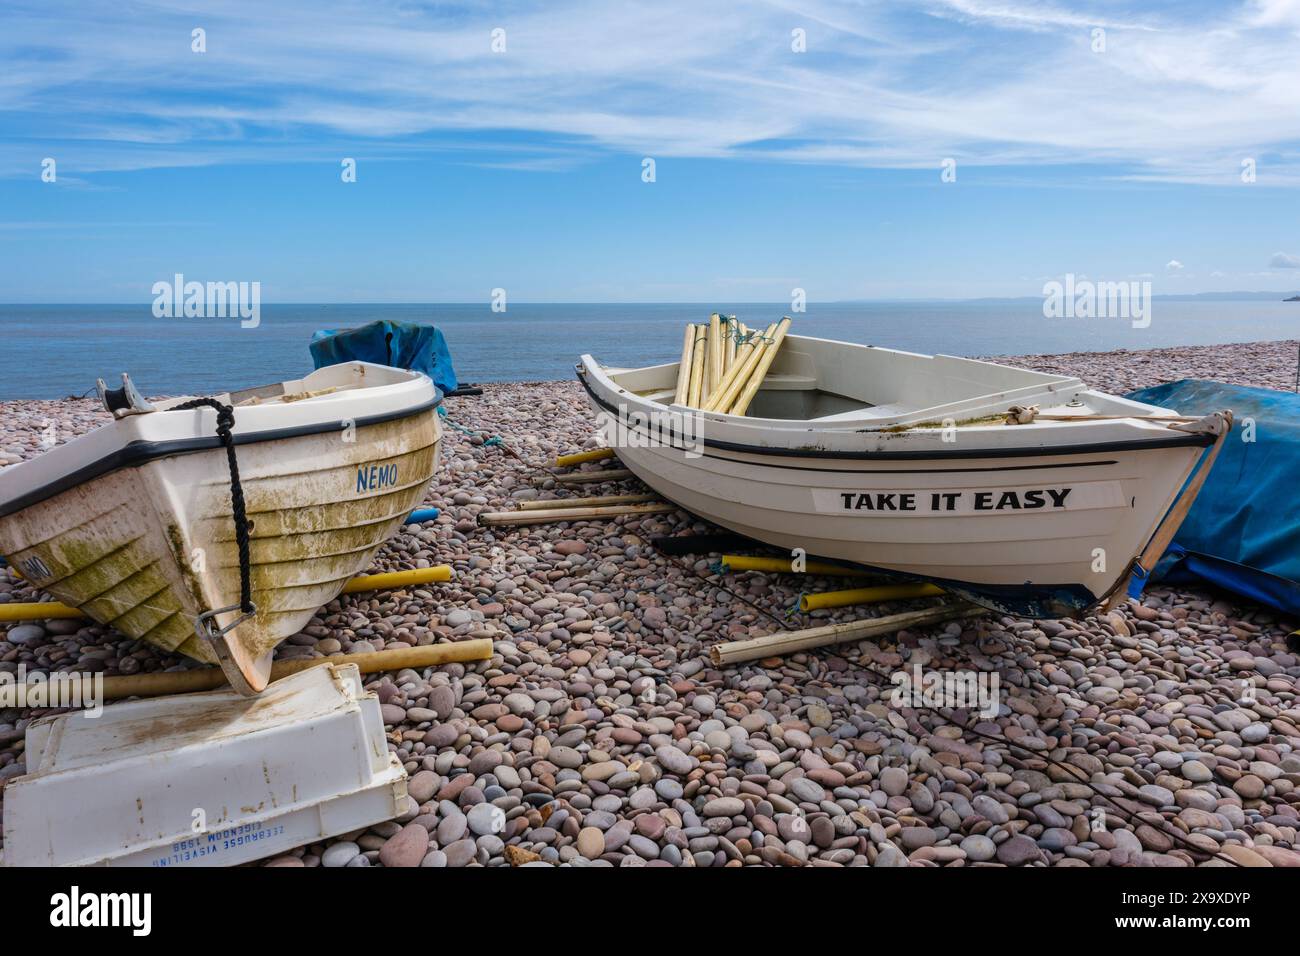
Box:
0 362 441 695
578 333 1231 616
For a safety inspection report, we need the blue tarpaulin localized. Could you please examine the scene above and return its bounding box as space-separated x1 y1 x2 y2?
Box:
1125 379 1300 616
309 320 458 395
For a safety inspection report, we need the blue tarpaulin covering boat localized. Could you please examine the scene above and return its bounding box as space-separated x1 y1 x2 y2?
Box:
1125 379 1300 617
310 320 459 395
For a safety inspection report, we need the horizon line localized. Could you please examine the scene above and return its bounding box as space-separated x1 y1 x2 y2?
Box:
3 292 1300 308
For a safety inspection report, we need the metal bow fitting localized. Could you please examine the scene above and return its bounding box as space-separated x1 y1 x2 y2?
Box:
194 604 258 645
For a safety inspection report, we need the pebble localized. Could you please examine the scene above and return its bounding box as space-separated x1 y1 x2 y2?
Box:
322 842 361 868
704 797 745 817
960 835 997 862
577 827 605 859
5 624 44 645
879 767 908 797
655 745 695 775
378 823 429 868
467 803 504 836
996 835 1043 866
790 778 826 804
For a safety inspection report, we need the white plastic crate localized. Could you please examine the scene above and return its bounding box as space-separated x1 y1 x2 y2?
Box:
1 663 407 867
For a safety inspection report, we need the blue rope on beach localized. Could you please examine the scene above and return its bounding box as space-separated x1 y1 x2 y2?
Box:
437 405 508 450
788 594 808 618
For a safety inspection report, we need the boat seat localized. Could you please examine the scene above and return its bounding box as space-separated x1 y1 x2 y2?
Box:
811 402 918 424
753 374 818 391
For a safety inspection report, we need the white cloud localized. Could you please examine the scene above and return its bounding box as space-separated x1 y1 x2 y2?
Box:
1249 0 1300 27
2 0 1300 184
922 0 1157 32
1270 251 1300 268
1166 259 1185 271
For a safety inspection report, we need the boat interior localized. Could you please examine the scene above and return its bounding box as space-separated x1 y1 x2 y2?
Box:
597 334 1170 426
156 362 416 411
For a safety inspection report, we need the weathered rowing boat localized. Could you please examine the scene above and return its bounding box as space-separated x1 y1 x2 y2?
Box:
0 362 441 694
578 333 1231 616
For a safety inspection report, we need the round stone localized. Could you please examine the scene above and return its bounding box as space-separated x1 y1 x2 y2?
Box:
467 803 505 836
960 835 997 862
577 827 605 859
322 841 361 868
879 767 908 797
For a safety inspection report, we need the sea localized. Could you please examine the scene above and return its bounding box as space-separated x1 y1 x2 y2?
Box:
0 300 1297 399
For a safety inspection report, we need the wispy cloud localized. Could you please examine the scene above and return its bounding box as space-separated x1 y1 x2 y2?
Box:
1270 251 1300 268
921 0 1157 32
3 0 1300 183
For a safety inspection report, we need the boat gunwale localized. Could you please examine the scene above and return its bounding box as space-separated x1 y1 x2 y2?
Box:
0 395 442 519
577 364 1214 462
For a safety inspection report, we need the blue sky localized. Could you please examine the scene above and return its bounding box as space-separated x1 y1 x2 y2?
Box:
2 0 1299 302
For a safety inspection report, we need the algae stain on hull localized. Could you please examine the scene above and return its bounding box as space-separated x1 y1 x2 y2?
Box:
0 409 442 668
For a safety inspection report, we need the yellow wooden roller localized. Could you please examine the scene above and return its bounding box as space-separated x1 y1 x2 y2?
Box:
729 316 792 417
724 317 738 374
555 448 616 468
704 321 776 412
706 313 723 397
0 565 456 622
0 639 495 703
720 555 876 577
0 601 85 622
799 583 944 612
340 565 454 593
687 324 708 407
673 323 697 406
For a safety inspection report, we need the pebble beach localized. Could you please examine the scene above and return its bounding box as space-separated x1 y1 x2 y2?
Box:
2 339 1299 868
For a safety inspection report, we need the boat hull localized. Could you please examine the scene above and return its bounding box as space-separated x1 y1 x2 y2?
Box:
605 433 1200 615
0 406 440 693
577 347 1210 617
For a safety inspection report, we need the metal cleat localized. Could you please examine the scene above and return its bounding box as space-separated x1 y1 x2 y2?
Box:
96 373 156 418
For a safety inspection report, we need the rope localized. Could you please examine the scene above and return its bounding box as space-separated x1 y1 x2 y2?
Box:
438 405 502 443
719 316 779 347
173 398 253 614
789 593 808 618
437 405 536 470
